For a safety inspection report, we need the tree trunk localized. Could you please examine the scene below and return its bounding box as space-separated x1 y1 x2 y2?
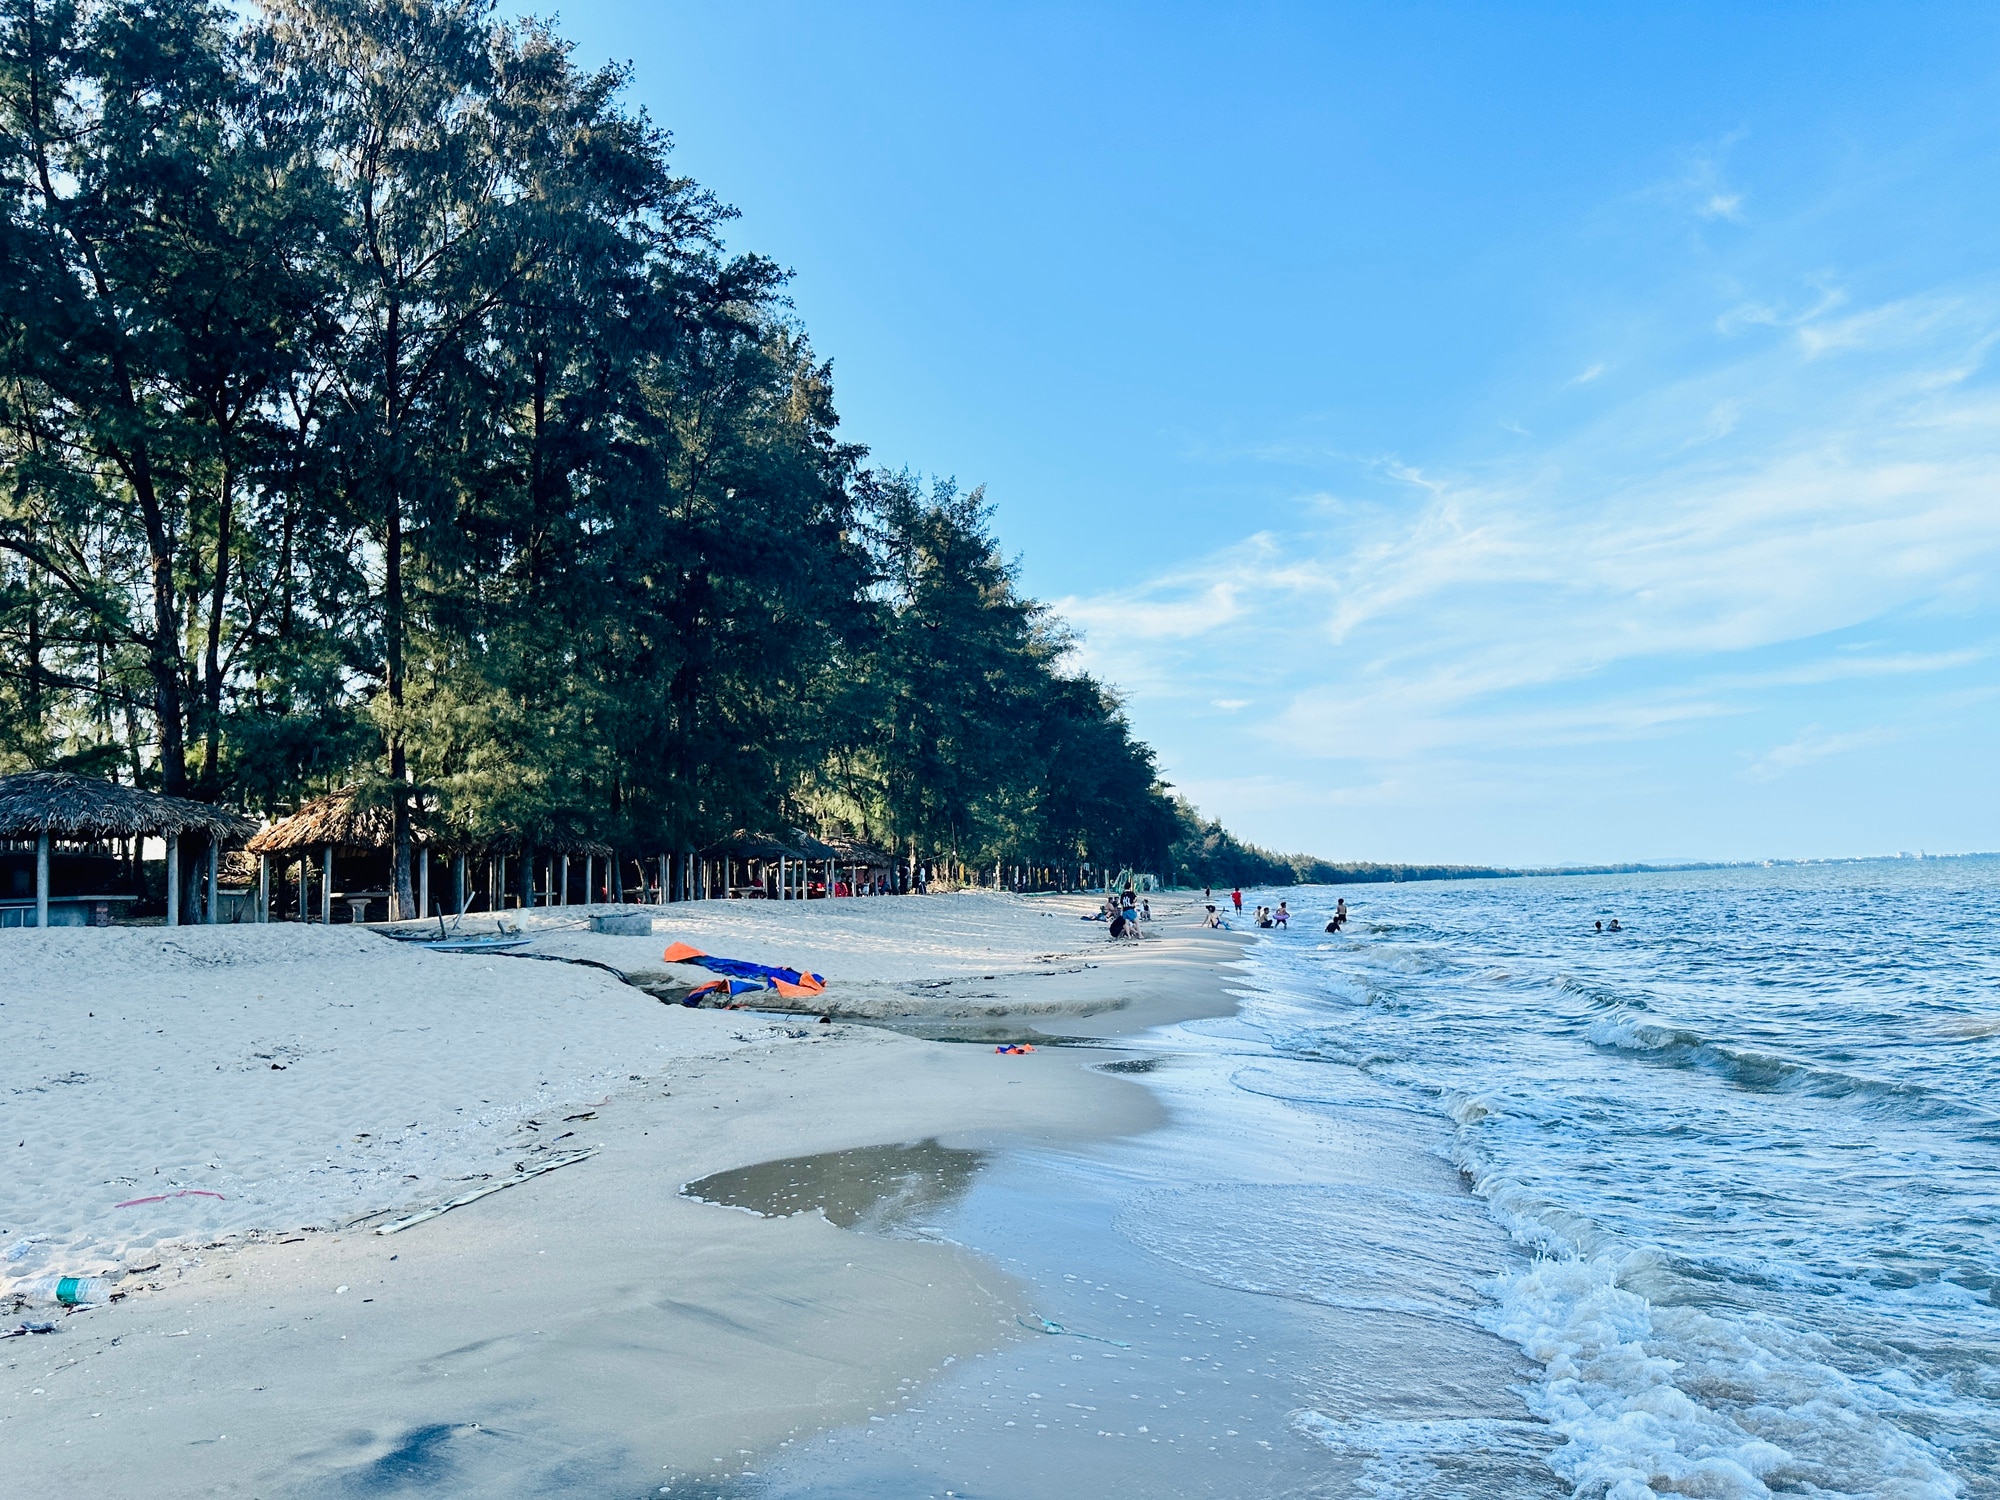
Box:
200 459 233 795
383 296 417 921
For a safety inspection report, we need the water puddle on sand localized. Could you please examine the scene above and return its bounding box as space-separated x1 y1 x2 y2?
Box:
681 1140 986 1236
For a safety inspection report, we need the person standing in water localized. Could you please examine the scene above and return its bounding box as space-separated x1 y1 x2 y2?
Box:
1231 888 1243 913
1326 897 1348 933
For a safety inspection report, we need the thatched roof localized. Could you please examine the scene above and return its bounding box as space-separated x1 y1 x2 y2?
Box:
701 829 809 862
821 834 894 867
246 784 398 855
788 828 845 861
247 785 613 859
0 772 255 842
473 828 613 859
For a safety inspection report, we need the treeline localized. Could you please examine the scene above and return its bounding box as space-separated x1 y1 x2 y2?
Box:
1170 804 1749 888
0 0 1181 911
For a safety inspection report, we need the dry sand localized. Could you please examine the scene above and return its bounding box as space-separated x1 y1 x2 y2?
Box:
0 891 1243 1497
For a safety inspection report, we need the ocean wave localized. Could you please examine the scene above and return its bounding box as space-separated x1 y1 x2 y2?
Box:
1480 1253 1961 1500
1584 1014 1978 1123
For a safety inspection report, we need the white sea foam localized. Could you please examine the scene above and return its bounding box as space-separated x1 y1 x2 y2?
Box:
1291 1408 1557 1498
1479 1253 1959 1500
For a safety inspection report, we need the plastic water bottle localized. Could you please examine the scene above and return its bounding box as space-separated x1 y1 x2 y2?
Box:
17 1275 113 1306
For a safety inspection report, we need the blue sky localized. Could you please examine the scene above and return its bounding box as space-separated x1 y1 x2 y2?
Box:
559 2 2000 864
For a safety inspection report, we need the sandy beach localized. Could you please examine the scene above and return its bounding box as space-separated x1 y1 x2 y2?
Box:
0 892 1242 1496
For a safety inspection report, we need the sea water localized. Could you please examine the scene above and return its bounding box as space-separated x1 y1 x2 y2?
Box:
710 860 1999 1500
1246 858 2000 1498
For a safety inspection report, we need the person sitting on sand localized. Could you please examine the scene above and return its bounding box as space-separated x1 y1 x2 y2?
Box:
1109 913 1127 939
1204 904 1224 928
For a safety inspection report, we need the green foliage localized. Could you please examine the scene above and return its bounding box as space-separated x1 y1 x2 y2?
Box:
0 0 1263 884
1167 798 1299 889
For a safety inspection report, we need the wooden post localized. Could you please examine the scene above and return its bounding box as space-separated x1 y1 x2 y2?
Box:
321 845 333 924
498 854 508 910
419 849 430 919
658 854 667 904
34 829 49 929
778 855 787 902
166 835 181 926
258 854 270 923
613 855 624 905
206 839 219 924
583 854 593 906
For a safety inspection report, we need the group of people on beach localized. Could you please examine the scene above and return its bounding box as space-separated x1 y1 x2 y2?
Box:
1095 886 1152 939
1195 890 1350 934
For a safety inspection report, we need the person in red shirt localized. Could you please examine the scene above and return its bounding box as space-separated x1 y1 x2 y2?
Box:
1231 888 1243 912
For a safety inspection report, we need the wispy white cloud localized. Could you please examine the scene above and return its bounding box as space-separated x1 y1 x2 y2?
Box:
1642 133 1751 224
1747 725 1902 780
1059 277 2000 784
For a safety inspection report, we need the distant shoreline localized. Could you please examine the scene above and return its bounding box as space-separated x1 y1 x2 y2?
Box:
1204 849 1998 887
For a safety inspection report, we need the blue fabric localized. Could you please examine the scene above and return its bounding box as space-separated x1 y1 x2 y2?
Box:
684 954 825 987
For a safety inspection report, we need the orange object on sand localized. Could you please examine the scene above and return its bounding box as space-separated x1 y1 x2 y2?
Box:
662 941 706 964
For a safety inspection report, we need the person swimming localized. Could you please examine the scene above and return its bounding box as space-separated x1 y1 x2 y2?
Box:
1327 897 1348 933
1608 918 1622 932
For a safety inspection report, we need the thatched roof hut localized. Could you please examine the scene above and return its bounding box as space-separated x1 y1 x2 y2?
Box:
0 772 253 842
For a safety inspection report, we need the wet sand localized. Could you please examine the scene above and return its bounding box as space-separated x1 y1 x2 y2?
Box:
0 894 1243 1497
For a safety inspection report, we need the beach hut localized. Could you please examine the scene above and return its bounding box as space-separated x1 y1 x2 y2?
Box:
247 784 407 923
0 771 255 928
476 828 615 910
821 835 894 896
247 788 628 921
699 830 812 900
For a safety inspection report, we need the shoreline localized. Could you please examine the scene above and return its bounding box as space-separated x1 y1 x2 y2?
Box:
0 893 1246 1496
